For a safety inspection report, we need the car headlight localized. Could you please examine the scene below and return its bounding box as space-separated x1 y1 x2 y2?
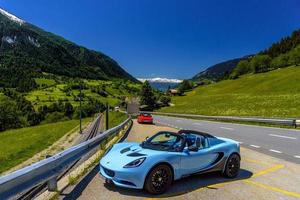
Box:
123 157 146 168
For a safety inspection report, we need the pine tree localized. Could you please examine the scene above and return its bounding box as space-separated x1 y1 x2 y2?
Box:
140 81 156 111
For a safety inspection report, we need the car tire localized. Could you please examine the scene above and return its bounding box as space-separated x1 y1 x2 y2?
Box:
223 153 240 178
144 164 173 194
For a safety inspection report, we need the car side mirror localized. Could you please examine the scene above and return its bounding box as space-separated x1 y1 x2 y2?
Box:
145 136 149 141
188 146 198 152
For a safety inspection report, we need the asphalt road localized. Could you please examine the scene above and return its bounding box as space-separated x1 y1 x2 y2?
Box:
154 115 300 164
70 120 300 200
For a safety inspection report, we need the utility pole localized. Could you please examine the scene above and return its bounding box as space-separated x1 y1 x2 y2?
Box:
79 82 82 134
106 103 109 130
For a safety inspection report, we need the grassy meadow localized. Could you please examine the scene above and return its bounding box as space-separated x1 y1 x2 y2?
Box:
160 66 300 117
106 111 128 129
0 118 91 174
26 77 141 109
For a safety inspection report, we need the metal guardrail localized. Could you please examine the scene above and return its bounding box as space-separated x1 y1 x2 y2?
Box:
0 117 131 200
145 112 299 127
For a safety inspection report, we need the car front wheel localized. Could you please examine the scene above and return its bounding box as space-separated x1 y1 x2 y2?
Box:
144 164 173 194
223 153 240 178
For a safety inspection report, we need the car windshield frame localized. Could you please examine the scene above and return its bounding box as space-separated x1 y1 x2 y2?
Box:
141 131 185 152
140 113 152 117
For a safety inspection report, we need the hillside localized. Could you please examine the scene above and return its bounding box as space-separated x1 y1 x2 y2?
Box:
159 66 300 117
192 55 252 81
26 75 141 108
0 8 137 92
262 29 300 58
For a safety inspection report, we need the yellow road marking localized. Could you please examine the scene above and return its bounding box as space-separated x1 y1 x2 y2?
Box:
145 163 290 200
252 164 284 178
244 180 300 198
243 158 263 164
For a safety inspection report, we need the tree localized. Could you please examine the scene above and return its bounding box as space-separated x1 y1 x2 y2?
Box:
160 95 171 106
230 60 251 79
64 102 74 118
177 80 193 94
0 97 21 131
140 81 156 111
250 55 271 73
288 45 300 66
270 54 289 69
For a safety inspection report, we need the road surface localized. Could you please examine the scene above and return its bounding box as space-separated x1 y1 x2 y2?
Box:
154 115 300 164
61 119 300 200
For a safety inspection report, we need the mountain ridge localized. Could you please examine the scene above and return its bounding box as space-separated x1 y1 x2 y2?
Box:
0 7 137 91
192 55 253 81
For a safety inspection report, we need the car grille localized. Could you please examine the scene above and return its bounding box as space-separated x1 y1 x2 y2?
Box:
102 166 115 177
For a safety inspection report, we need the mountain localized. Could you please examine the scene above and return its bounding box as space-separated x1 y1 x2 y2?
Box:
0 8 137 91
192 55 252 82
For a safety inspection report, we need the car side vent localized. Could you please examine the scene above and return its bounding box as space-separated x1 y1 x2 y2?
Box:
120 147 131 154
127 152 146 157
211 152 224 165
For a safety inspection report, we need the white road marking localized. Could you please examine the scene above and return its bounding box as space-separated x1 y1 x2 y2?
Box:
250 145 260 148
269 149 282 153
220 127 234 130
193 122 202 126
294 155 300 159
269 134 297 140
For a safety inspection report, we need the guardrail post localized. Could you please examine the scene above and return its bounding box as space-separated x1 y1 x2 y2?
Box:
106 103 109 130
47 177 58 191
295 119 300 128
44 155 57 191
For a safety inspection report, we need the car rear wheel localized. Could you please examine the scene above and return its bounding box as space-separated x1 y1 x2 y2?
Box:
144 164 173 194
223 154 240 178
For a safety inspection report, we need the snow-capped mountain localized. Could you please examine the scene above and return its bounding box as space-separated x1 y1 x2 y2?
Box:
138 77 182 91
138 77 182 83
0 8 25 25
0 7 137 91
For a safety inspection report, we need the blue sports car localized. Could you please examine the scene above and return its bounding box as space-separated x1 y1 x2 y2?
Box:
99 130 240 194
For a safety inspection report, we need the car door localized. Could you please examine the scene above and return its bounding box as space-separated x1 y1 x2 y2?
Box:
180 135 218 176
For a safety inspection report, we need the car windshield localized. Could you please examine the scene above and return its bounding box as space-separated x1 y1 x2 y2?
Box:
141 113 151 117
142 132 184 152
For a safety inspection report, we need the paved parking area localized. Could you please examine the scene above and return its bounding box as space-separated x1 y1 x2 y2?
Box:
68 120 300 200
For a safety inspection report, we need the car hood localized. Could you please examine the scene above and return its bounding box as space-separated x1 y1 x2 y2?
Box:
100 142 163 169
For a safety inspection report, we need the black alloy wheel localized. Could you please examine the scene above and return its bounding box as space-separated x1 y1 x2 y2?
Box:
144 164 173 194
223 154 240 178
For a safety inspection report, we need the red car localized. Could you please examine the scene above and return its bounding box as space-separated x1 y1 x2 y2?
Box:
137 113 153 124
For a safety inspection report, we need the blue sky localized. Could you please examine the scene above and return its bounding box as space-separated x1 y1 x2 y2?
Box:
1 0 300 79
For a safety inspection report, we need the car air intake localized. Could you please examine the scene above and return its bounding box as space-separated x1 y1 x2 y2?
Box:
127 152 146 157
120 147 131 154
102 166 115 177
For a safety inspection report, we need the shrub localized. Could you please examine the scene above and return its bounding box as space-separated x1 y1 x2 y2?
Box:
230 60 252 79
250 55 271 73
270 54 289 69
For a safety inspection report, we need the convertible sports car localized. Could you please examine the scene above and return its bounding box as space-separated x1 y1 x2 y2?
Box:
99 130 240 194
137 113 153 124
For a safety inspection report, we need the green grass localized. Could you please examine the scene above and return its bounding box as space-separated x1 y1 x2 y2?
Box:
34 78 56 87
26 78 140 109
0 118 91 174
106 111 128 129
159 66 300 117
